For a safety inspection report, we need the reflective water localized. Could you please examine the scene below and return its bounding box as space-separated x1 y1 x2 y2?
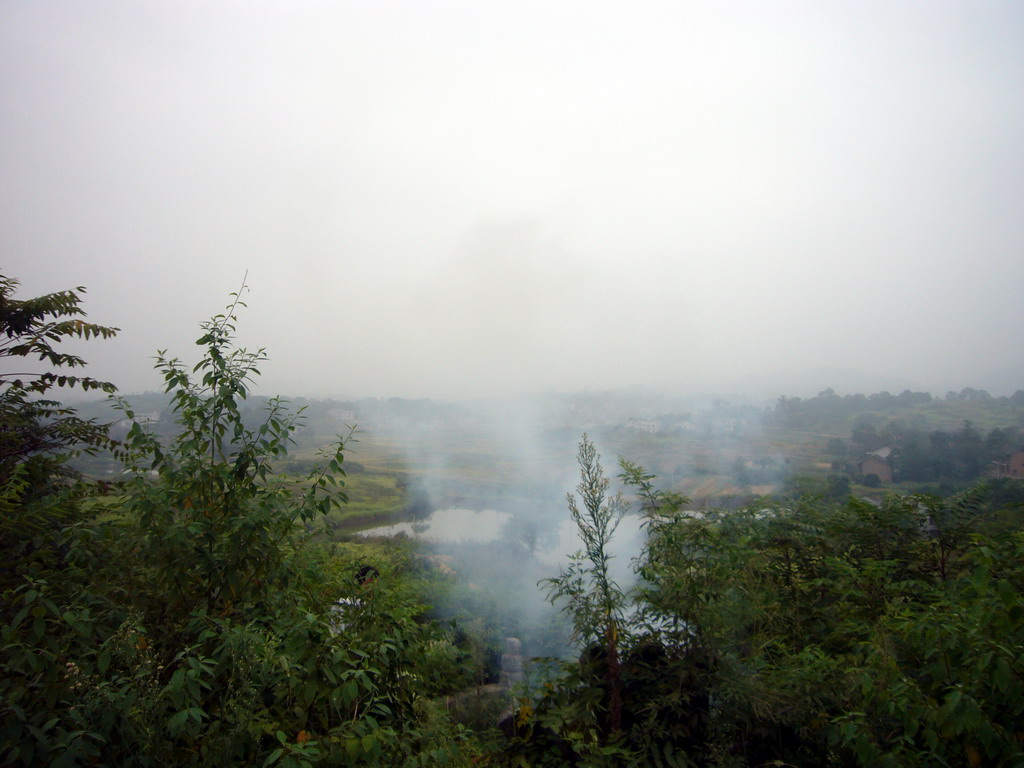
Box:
361 507 649 574
360 508 512 542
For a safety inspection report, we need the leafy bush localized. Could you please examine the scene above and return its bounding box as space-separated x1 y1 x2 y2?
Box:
509 441 1024 767
1 282 477 767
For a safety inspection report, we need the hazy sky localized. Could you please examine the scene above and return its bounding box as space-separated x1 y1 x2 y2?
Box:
2 1 1023 400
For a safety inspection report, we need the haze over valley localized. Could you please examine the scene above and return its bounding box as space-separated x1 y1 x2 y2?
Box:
4 5 1024 764
3 1 1023 402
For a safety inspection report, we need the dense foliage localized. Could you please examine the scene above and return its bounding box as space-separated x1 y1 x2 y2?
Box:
3 272 1023 767
508 451 1024 767
1 279 477 767
0 275 119 592
842 419 1021 483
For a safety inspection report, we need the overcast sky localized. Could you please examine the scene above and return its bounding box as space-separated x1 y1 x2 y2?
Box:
2 1 1022 400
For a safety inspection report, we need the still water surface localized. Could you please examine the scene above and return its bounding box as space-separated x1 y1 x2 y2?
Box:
361 507 648 573
360 508 512 542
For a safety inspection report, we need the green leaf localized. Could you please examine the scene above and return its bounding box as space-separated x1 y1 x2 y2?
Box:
997 579 1016 609
168 710 190 733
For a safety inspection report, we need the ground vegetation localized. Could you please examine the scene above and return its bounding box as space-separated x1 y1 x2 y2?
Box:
4 271 1023 767
0 276 478 767
505 456 1024 767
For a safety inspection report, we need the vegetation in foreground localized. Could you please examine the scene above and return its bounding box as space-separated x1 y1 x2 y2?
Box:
1 278 480 766
510 442 1024 766
2 272 1023 766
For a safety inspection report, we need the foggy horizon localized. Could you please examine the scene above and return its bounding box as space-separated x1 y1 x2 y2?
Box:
3 2 1023 402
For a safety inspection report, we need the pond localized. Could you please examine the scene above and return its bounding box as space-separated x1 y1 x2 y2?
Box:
361 506 650 575
360 508 512 543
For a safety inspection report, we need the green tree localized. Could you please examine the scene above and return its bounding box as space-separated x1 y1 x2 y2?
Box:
2 284 477 768
630 476 1024 766
0 273 118 587
113 287 350 617
543 435 629 734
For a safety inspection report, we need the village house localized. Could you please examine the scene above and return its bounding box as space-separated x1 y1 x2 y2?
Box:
626 417 660 434
858 446 894 484
328 408 357 424
992 449 1024 479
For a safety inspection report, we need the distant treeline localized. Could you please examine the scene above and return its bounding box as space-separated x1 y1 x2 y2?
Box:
772 386 1024 429
829 420 1022 484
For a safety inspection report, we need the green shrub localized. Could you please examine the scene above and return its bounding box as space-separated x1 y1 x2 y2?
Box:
2 283 477 767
